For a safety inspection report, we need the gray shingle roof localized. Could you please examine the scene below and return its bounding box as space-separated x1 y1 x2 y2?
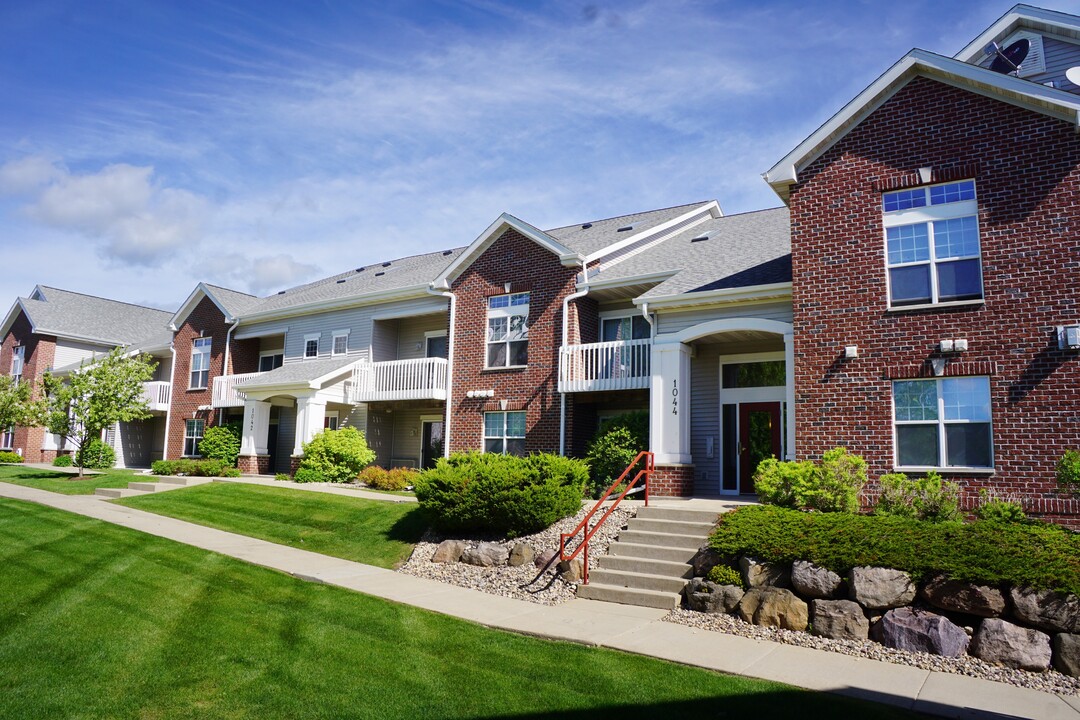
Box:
238 356 358 389
204 284 260 318
587 207 791 299
546 202 713 257
21 287 174 346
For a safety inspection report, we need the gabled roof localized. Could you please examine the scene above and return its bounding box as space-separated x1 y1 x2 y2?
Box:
955 4 1080 64
169 282 260 329
0 286 173 347
235 356 359 393
764 48 1080 202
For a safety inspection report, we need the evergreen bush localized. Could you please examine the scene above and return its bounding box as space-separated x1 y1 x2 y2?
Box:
584 411 649 499
1057 450 1080 494
199 423 241 466
297 427 376 483
706 564 744 588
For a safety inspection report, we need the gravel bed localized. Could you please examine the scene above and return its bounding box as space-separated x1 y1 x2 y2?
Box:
666 608 1080 696
398 504 635 606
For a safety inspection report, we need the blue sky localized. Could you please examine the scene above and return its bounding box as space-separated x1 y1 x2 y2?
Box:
2 0 1077 311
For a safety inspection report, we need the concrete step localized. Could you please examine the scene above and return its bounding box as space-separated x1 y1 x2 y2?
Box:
576 582 681 610
128 482 170 492
636 506 721 525
586 568 689 594
617 529 706 550
626 517 715 536
95 488 150 499
155 476 195 485
595 554 694 579
607 541 696 564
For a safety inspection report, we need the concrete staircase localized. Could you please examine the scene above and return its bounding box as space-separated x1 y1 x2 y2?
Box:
576 505 720 610
94 475 213 499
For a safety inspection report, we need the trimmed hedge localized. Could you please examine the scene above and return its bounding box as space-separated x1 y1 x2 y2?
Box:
199 423 241 466
76 439 115 470
358 465 419 491
414 452 587 538
0 451 23 463
297 427 376 483
151 459 241 478
709 505 1080 595
52 454 73 467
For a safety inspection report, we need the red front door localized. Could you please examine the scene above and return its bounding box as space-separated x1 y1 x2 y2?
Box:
738 402 782 494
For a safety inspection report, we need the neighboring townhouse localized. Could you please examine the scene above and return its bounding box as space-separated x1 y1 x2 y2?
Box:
0 286 173 463
765 4 1080 525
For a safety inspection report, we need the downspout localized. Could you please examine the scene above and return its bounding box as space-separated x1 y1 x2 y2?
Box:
641 301 654 338
426 283 456 458
163 340 177 460
223 317 240 378
559 260 590 456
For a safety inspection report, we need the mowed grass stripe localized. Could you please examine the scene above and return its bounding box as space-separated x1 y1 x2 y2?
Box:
0 465 140 494
115 482 427 568
0 498 918 720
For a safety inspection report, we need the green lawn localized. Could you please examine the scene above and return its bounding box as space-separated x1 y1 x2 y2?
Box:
0 464 139 494
0 498 918 720
116 482 427 568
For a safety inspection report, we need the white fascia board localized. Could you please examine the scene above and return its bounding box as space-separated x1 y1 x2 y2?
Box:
235 284 430 324
169 283 233 331
582 201 722 264
632 282 793 310
955 6 1080 63
764 49 1080 201
582 269 679 292
433 213 576 288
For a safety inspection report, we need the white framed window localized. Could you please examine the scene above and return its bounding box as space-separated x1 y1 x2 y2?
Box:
190 338 211 389
883 180 983 308
332 330 349 356
892 376 993 469
484 411 526 456
425 330 448 359
324 410 339 431
11 346 24 385
258 352 283 372
304 334 320 359
601 315 650 342
0 426 13 450
184 419 205 457
486 292 529 368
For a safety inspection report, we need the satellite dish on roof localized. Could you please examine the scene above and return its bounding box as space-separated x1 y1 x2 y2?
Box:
985 38 1030 75
1066 66 1080 87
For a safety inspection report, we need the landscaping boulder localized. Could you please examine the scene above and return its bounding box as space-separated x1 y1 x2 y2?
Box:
558 558 585 583
690 545 724 577
508 542 535 567
970 618 1051 672
431 539 466 564
1009 587 1080 633
919 574 1005 618
849 566 916 609
811 599 869 641
871 607 969 657
534 548 557 570
740 556 791 589
791 560 842 599
461 542 508 567
1052 633 1080 678
738 588 808 631
684 578 744 614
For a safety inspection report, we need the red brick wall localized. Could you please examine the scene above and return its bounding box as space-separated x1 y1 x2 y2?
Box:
166 296 232 458
789 76 1080 522
448 228 581 455
0 310 56 459
652 465 694 497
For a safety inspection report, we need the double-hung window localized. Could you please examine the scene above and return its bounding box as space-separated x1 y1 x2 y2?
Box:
10 346 24 385
484 411 526 456
184 419 205 457
486 292 529 368
893 377 993 469
304 334 320 359
883 180 983 308
0 426 13 449
190 338 211 389
332 330 349 356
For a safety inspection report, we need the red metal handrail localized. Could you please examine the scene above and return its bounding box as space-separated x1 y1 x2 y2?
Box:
559 450 653 585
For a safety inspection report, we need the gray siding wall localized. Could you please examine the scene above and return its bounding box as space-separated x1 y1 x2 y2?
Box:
118 418 152 468
274 406 296 474
371 321 397 363
152 356 172 383
690 345 721 495
260 335 285 352
365 406 393 468
388 406 444 467
655 301 792 336
396 314 448 360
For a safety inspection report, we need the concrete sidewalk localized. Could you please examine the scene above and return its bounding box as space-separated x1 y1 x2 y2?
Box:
0 481 1076 720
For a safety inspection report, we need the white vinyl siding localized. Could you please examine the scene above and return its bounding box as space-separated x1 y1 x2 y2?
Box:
52 340 111 371
690 344 721 495
397 314 448 361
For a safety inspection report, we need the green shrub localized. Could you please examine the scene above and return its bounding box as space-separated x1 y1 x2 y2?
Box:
753 447 866 513
709 504 1080 595
151 458 234 477
292 467 324 483
706 564 744 588
584 427 641 498
199 423 241 466
753 458 815 509
1057 450 1080 494
415 451 588 538
297 427 376 483
875 471 961 523
359 465 418 491
0 450 23 463
274 473 291 482
974 489 1027 523
77 439 115 470
52 454 73 467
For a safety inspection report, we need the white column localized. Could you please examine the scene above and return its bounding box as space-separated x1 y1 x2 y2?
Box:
240 399 272 456
650 341 692 465
293 395 327 456
784 331 796 461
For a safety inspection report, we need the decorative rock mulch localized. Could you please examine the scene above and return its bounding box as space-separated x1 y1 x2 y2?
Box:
665 608 1080 696
398 504 635 606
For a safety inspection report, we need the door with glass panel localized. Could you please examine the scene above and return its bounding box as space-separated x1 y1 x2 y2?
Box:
421 420 444 469
719 358 787 495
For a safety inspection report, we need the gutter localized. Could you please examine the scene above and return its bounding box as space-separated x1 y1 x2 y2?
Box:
632 282 793 311
559 260 591 456
426 283 456 459
237 284 432 325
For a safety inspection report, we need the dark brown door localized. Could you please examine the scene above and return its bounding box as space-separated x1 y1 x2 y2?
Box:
739 402 782 494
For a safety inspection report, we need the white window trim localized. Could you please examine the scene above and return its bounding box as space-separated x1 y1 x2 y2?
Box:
258 351 283 372
183 419 205 457
11 345 24 384
304 333 321 359
891 377 995 472
424 330 447 339
599 312 651 342
485 293 529 370
882 181 984 309
332 330 350 356
483 410 526 455
189 337 212 390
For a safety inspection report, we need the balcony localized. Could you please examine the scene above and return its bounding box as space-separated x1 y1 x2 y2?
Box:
142 381 172 412
351 358 448 402
558 339 651 393
212 372 266 408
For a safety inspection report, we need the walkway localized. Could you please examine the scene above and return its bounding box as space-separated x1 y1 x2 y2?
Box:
0 481 1075 720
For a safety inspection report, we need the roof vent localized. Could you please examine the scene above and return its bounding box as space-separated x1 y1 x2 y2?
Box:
443 250 453 255
616 224 634 232
336 279 347 284
382 261 391 267
277 290 286 295
690 234 709 243
375 271 385 277
581 223 593 229
356 267 365 272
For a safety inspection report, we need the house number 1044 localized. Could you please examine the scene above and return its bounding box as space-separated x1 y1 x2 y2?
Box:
671 379 678 415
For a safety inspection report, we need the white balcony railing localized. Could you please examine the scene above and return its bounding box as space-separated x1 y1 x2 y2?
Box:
558 339 652 392
351 358 448 402
212 372 266 408
142 381 172 412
